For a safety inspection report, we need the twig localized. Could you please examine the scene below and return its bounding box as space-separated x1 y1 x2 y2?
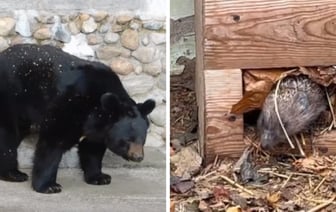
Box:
308 177 313 189
300 195 336 205
300 133 306 146
213 155 219 168
274 77 295 149
245 136 270 157
313 176 326 193
294 135 305 157
281 173 293 188
194 170 217 182
219 175 254 195
257 170 289 179
307 195 336 212
287 172 318 177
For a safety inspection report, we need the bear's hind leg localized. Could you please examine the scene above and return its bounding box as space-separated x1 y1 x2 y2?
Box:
0 127 28 182
78 141 111 185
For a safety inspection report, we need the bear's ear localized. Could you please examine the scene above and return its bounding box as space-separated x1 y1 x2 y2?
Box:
138 99 155 115
100 92 120 112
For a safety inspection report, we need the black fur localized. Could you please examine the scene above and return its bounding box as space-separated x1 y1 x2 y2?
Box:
0 44 155 193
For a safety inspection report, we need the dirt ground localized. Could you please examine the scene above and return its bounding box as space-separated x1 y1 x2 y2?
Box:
170 60 336 211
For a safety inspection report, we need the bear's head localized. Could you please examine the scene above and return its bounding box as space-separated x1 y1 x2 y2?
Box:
84 93 156 162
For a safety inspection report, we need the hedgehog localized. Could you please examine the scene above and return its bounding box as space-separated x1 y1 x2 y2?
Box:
257 75 326 150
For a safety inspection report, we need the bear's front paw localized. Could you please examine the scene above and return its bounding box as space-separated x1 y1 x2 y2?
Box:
85 173 111 185
34 182 62 194
0 170 28 182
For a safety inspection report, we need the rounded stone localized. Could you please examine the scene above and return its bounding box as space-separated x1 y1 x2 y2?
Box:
149 104 166 127
143 21 163 30
33 27 52 40
130 21 140 30
112 24 123 33
104 32 119 44
79 13 90 22
150 32 166 45
132 47 159 64
141 35 150 46
0 17 16 36
99 23 110 33
110 57 134 75
87 34 103 45
143 60 162 76
149 124 165 140
81 17 97 33
68 21 80 35
122 73 154 96
134 65 143 74
36 15 55 24
121 29 139 50
11 36 36 45
116 15 134 25
145 132 165 147
156 73 166 90
92 11 108 22
97 46 128 60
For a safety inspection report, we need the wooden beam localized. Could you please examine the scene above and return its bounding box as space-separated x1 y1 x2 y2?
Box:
315 131 336 155
203 69 245 164
203 0 336 69
195 0 205 157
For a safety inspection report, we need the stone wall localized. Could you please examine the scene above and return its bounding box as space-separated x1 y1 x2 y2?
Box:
0 9 166 168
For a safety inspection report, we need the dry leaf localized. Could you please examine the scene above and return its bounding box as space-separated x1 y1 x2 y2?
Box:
293 157 329 173
198 200 210 211
170 201 175 212
213 186 230 202
267 191 281 205
244 69 289 91
226 206 242 212
300 66 336 86
231 66 336 114
231 68 298 114
231 91 269 114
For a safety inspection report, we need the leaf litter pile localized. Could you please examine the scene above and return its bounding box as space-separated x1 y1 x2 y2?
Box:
171 63 336 211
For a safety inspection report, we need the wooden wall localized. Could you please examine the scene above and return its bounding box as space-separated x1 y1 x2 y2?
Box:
196 0 336 164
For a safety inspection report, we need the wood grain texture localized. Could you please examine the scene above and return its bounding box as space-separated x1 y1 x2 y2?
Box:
195 0 205 157
203 0 336 69
203 69 245 163
315 131 336 155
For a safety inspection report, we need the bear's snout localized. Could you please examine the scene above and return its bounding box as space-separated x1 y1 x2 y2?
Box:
127 143 144 162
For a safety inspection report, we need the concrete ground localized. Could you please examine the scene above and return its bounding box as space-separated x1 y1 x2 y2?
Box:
0 146 166 212
0 167 166 212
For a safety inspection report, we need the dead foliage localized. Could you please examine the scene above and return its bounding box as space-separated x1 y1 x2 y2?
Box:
231 66 336 115
170 59 336 211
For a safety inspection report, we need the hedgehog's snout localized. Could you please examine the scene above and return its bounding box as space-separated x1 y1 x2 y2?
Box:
260 129 278 150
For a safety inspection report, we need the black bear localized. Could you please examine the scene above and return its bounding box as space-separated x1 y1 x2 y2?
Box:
0 44 156 193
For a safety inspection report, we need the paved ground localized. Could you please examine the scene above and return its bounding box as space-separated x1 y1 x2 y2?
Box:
0 167 166 212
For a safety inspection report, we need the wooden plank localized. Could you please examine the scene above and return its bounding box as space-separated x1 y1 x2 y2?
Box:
195 0 205 157
315 131 336 154
203 69 245 163
203 0 336 69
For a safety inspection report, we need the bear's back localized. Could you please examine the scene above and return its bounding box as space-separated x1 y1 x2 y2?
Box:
0 44 130 124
